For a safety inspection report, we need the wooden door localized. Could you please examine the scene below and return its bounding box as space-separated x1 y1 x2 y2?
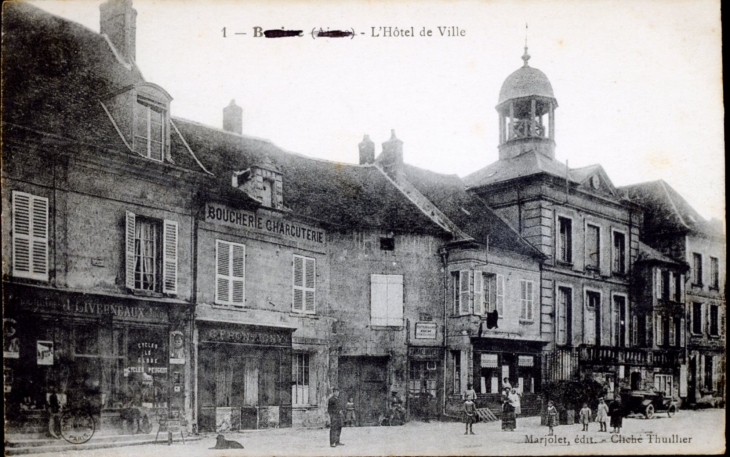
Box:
339 357 388 426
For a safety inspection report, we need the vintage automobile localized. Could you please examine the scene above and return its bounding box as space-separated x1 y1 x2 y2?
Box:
620 390 677 419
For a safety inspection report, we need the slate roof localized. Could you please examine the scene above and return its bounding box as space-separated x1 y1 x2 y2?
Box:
173 119 448 234
636 241 687 268
2 2 206 173
620 180 724 238
464 150 574 188
402 165 544 258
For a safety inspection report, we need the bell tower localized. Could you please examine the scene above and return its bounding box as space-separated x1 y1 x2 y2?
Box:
496 46 557 160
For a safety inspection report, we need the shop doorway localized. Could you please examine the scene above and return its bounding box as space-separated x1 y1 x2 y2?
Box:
338 357 388 426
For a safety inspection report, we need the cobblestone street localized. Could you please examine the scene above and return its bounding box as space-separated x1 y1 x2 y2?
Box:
23 409 725 456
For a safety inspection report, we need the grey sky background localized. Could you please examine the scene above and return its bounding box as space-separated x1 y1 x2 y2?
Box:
25 0 725 223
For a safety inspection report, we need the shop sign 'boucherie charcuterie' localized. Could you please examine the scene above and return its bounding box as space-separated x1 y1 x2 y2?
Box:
206 203 325 245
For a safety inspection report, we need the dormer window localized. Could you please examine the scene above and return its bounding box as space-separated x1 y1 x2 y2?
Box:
261 177 275 207
135 98 165 161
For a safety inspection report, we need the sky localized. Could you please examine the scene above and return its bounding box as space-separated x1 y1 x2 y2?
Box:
24 0 725 222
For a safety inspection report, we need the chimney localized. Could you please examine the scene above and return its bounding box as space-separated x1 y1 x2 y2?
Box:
100 0 137 63
223 100 243 135
358 135 375 165
379 129 403 178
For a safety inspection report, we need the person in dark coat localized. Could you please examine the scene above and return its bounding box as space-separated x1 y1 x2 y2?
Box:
327 388 344 447
609 397 624 434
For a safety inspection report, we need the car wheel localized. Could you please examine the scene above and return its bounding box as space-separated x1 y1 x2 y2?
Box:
667 405 676 418
644 404 655 419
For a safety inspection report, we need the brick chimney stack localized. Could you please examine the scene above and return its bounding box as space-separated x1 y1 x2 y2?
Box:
223 100 243 134
379 130 403 178
100 0 137 63
359 135 375 165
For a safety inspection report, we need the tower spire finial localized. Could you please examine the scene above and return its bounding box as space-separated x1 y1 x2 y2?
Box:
522 23 530 67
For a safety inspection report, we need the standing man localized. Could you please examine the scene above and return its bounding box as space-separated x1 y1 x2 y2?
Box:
327 388 344 447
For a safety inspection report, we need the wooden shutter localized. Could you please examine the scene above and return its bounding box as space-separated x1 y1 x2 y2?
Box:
679 317 686 347
125 211 136 289
386 275 404 326
656 268 663 299
520 280 527 319
656 314 663 346
231 244 245 304
293 256 304 312
162 220 178 294
371 274 388 326
473 272 484 315
557 288 567 345
304 258 315 313
496 275 505 316
216 241 231 304
459 270 470 315
12 192 49 281
526 281 534 320
584 294 596 345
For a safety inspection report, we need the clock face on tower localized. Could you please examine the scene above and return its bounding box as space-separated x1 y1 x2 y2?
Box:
591 175 600 189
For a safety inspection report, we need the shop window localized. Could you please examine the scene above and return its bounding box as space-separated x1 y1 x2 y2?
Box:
710 257 719 289
709 305 719 336
134 98 165 161
125 212 177 294
11 191 49 281
691 303 703 334
556 287 572 346
74 324 99 356
519 280 534 321
292 353 310 406
408 361 437 398
586 224 600 270
370 274 403 326
692 253 703 286
215 240 245 306
478 353 500 394
654 374 672 397
612 232 626 274
557 217 572 263
292 255 316 314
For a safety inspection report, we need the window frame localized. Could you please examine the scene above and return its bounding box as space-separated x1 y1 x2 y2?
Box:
125 212 177 295
292 352 312 406
611 230 627 274
519 279 535 322
215 240 246 307
134 97 166 162
692 253 703 286
556 215 573 264
585 223 601 271
710 257 719 289
11 191 49 281
709 304 719 336
584 288 602 345
612 293 628 348
691 302 703 335
292 254 316 314
556 285 573 346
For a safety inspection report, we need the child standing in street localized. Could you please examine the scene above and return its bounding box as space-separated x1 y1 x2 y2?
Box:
546 400 558 436
579 403 592 432
595 397 609 432
344 397 356 427
464 398 476 435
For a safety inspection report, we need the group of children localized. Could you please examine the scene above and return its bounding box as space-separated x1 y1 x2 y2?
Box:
547 397 619 435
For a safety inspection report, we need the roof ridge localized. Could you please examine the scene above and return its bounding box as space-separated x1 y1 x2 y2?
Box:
659 180 690 229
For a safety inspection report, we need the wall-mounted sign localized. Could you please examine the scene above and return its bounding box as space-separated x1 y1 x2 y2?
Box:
480 353 498 368
4 319 19 359
206 203 326 245
415 322 437 339
37 340 54 365
408 346 442 360
169 331 185 364
201 327 291 347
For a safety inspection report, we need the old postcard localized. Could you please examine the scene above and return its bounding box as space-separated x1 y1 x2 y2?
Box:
2 0 725 456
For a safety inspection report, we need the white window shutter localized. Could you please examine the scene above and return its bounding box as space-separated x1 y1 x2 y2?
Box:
371 274 388 326
527 281 534 320
496 275 505 316
12 192 49 281
216 240 230 304
162 220 178 294
125 211 136 289
680 317 686 347
387 275 404 326
231 244 245 305
12 192 31 277
293 256 304 311
473 272 484 315
304 258 315 313
459 270 470 315
656 268 662 299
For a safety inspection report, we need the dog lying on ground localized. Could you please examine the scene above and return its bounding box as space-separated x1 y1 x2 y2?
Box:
210 434 244 449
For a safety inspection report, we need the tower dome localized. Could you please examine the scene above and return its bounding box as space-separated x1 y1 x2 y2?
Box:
496 47 558 161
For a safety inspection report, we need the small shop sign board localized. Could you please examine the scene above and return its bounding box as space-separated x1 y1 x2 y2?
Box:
415 322 437 339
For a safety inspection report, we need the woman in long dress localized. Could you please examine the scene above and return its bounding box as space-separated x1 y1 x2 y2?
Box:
501 387 519 431
609 397 624 433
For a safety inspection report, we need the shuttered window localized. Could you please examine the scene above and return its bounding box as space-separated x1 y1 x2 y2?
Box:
125 212 177 294
496 275 505 316
520 280 534 321
473 272 484 315
215 240 245 306
371 274 404 326
293 255 316 314
12 191 49 281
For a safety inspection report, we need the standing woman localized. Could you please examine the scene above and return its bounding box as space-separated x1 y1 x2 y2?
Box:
609 396 624 434
501 387 517 431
